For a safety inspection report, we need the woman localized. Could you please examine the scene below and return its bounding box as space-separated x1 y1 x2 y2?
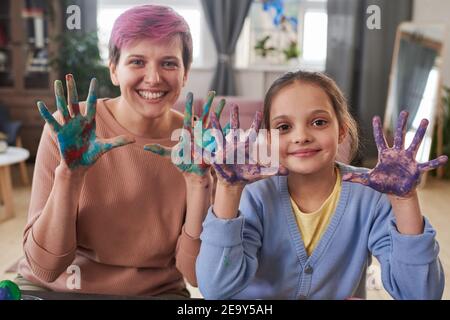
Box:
18 5 215 297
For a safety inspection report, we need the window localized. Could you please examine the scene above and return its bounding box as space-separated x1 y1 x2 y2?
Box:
236 0 328 69
97 0 208 67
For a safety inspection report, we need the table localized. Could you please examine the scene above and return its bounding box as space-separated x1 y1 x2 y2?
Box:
0 147 30 223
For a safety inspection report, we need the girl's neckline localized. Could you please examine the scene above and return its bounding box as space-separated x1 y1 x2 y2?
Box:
290 167 341 215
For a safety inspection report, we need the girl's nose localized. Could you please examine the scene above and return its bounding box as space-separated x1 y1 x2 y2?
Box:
292 127 313 144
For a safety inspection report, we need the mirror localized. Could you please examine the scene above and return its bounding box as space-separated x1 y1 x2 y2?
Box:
384 23 446 174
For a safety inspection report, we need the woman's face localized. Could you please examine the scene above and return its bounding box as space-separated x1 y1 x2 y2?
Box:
269 82 344 175
110 35 188 120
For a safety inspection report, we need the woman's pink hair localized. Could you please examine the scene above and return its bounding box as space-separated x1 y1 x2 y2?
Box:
109 5 193 70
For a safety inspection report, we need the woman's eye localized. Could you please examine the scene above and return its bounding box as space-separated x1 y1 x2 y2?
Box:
312 119 328 127
130 59 144 66
162 61 178 68
276 124 290 132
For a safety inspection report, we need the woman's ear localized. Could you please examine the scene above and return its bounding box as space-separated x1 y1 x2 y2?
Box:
182 68 189 87
109 62 119 86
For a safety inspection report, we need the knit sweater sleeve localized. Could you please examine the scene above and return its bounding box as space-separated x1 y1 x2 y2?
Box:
368 194 445 299
175 226 201 286
196 187 263 299
22 122 84 282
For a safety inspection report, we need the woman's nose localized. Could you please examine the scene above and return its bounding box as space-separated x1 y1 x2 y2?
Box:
144 67 161 84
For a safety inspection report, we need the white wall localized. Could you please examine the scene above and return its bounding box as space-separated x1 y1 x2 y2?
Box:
413 0 450 86
184 64 325 99
183 67 297 99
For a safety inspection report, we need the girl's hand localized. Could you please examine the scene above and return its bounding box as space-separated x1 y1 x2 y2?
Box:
37 74 135 171
343 110 448 197
209 104 288 186
144 91 225 178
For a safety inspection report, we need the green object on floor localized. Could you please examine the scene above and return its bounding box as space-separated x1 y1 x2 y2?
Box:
0 280 22 300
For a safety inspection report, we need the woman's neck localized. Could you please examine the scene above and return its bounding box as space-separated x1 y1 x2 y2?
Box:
105 97 176 139
288 163 337 213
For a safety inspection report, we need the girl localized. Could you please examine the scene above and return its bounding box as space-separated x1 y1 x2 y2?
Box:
196 70 447 299
18 5 218 297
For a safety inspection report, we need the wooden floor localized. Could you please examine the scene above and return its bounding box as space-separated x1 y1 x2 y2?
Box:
1 165 449 299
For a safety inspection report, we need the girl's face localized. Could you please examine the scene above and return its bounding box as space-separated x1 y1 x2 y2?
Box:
269 82 345 175
109 35 187 120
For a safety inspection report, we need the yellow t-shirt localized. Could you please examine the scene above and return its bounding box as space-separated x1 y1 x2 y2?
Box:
290 168 341 256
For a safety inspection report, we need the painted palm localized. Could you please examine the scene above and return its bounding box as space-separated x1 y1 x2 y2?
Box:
144 91 225 176
37 74 135 169
343 111 448 197
209 104 288 185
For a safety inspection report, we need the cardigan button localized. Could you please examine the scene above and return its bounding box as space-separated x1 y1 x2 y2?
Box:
304 265 313 274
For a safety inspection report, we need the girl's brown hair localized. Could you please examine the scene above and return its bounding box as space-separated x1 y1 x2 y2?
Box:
263 70 359 161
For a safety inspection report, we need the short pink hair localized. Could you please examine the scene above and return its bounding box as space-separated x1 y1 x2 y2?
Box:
109 5 193 70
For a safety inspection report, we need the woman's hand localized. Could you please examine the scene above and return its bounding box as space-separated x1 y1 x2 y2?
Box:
37 74 135 171
209 104 288 187
144 91 225 179
343 110 448 197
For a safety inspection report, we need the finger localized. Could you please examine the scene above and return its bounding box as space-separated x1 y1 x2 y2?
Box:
210 112 224 133
247 111 262 143
342 172 369 185
393 110 408 149
183 92 194 130
418 155 448 172
66 74 80 116
210 113 225 155
201 91 215 127
406 118 428 156
230 104 240 130
372 116 387 152
54 80 70 123
214 99 226 120
98 135 135 153
143 144 172 159
85 78 98 123
37 101 61 133
223 122 231 137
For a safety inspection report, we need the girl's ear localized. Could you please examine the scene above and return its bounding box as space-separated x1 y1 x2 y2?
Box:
109 62 119 86
338 125 347 144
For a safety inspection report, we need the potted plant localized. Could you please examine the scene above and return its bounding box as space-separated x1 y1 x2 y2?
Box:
254 35 277 58
50 31 120 100
282 40 301 64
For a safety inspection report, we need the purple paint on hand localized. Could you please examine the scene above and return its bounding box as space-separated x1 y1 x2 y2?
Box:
343 111 448 197
209 106 288 186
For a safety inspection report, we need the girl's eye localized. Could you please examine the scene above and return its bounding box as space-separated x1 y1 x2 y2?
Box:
276 124 290 132
312 119 328 127
130 59 144 66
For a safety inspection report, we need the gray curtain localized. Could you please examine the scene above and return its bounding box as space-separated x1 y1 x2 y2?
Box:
395 38 437 129
201 0 252 95
325 0 412 162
